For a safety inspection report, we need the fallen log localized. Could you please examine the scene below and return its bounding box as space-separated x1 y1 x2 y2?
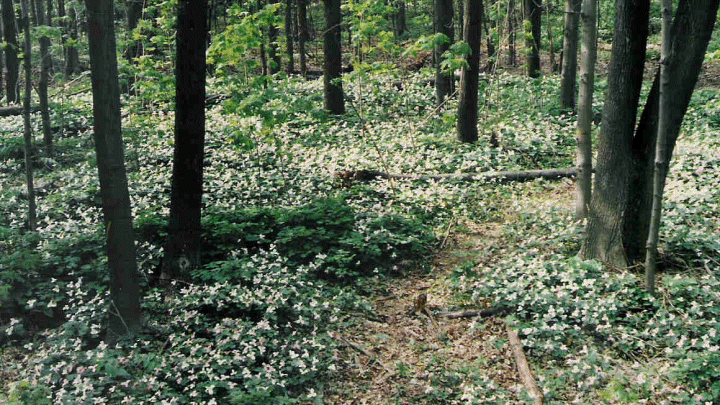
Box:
506 324 543 405
0 105 41 116
335 168 582 185
436 307 507 319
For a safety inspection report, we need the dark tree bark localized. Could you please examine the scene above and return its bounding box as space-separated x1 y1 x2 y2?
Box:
456 0 482 143
507 0 516 66
85 0 142 341
65 6 79 76
580 0 650 266
268 0 281 74
434 0 454 105
560 0 581 110
323 0 344 114
257 0 268 76
2 0 19 103
285 0 294 72
456 0 463 39
161 0 208 282
483 9 496 71
20 0 36 231
623 0 720 262
123 0 144 91
523 0 541 77
36 0 53 157
298 0 308 76
393 0 406 37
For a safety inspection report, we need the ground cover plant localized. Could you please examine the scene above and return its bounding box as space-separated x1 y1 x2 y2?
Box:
2 17 720 405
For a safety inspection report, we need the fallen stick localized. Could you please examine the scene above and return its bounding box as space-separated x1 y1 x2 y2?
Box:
335 168 582 185
436 307 507 319
506 324 543 405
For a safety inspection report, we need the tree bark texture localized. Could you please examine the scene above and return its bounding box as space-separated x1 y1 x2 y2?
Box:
434 0 454 106
456 0 482 143
323 0 344 114
85 0 142 340
393 0 406 37
623 0 720 262
65 6 79 76
162 0 208 282
21 0 36 231
298 0 308 76
36 0 53 157
574 0 595 219
580 0 650 266
523 0 541 77
559 0 580 110
285 0 294 72
507 0 516 66
2 0 19 103
644 0 673 295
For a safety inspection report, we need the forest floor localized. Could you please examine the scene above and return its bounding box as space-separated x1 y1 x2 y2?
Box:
327 180 576 404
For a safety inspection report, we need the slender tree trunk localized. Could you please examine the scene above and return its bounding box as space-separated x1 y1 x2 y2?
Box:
65 6 79 76
644 0 672 295
435 0 454 105
580 0 650 266
298 0 308 76
162 0 208 283
393 0 406 37
457 0 463 39
456 0 482 143
123 0 144 92
523 0 541 77
2 0 19 103
21 0 36 231
257 0 268 76
560 0 581 110
574 0 595 219
546 1 557 72
484 9 496 71
36 0 53 157
623 0 720 262
507 0 516 66
85 0 142 341
323 0 344 114
285 0 294 72
268 0 281 74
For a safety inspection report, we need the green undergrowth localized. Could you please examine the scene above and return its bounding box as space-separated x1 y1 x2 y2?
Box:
1 66 719 404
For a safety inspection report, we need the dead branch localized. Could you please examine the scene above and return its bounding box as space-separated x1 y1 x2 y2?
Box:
506 324 543 405
436 307 507 319
0 105 41 116
335 168 581 185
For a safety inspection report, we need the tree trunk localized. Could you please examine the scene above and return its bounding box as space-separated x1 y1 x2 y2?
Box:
85 0 142 341
123 0 144 92
523 0 541 77
285 0 294 73
2 0 19 103
644 0 672 295
65 6 79 76
162 0 208 283
507 0 516 66
580 0 650 266
623 0 720 262
560 0 580 110
434 0 454 106
20 0 36 231
298 0 308 76
456 0 482 143
484 10 496 71
257 0 268 76
393 0 406 37
36 0 53 157
457 0 463 39
574 0 595 219
268 0 281 74
323 0 344 114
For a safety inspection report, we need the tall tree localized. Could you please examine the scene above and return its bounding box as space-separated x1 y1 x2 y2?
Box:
20 0 36 231
507 0 516 66
85 0 142 340
2 0 19 103
64 5 79 76
559 0 580 110
393 0 407 37
644 0 672 294
323 0 344 114
285 0 294 72
523 0 541 77
580 0 650 265
161 0 208 282
434 0 454 106
456 0 482 143
123 0 144 92
268 0 281 74
574 0 595 219
581 0 719 266
36 0 53 157
298 0 308 76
